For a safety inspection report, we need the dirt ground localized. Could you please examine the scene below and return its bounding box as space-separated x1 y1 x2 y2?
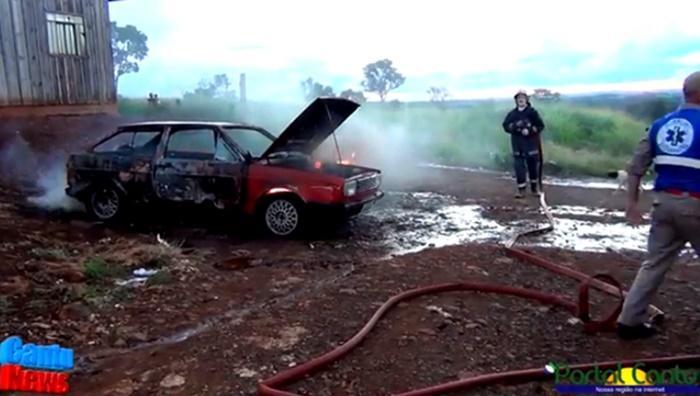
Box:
1 120 699 396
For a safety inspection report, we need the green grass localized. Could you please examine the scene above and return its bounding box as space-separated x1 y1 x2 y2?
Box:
117 96 649 177
29 247 70 261
83 256 127 282
146 271 174 286
0 296 12 316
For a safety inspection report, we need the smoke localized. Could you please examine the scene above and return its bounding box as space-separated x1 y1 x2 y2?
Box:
27 163 84 212
0 130 83 212
322 109 440 189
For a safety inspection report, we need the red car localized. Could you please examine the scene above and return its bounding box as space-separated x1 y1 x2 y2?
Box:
65 97 383 236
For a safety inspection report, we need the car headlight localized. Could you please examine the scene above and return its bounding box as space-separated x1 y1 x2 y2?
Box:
344 180 358 196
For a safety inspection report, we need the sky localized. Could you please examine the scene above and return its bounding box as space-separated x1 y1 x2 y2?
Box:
109 0 700 102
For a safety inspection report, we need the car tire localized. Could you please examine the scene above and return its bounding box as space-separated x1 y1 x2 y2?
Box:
260 196 305 237
86 183 124 222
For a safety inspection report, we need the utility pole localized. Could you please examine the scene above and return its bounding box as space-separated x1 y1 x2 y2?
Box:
239 73 247 104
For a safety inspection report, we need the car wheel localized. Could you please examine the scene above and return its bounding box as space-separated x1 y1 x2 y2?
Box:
88 184 124 221
262 197 304 237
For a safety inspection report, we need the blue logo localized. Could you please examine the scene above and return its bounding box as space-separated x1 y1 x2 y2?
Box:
0 336 73 371
657 118 694 155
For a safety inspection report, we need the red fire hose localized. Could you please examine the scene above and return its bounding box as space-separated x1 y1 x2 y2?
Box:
257 147 685 395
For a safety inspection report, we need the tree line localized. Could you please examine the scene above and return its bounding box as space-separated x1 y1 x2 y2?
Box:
109 21 678 117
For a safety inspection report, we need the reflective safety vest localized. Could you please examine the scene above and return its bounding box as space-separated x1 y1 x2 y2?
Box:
649 107 700 193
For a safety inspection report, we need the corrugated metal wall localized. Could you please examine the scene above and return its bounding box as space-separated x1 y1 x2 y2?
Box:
0 0 115 106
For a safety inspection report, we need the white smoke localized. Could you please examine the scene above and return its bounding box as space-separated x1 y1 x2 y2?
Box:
0 130 83 212
326 109 434 187
27 164 84 212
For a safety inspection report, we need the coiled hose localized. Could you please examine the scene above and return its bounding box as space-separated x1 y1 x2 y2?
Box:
257 144 689 396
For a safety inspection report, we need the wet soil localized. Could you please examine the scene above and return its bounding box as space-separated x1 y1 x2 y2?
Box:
1 123 699 396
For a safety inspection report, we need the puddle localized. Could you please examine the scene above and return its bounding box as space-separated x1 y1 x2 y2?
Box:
367 192 504 256
548 205 624 218
369 192 653 256
517 218 648 252
420 163 654 190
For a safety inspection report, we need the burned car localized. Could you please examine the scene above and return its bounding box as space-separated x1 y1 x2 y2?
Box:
65 97 383 236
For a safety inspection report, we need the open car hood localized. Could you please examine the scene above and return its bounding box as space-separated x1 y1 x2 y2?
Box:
261 97 360 158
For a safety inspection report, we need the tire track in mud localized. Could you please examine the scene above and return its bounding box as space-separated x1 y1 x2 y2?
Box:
75 260 361 375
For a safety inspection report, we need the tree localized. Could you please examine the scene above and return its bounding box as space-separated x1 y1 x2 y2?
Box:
361 59 405 102
301 78 335 101
184 74 237 100
532 88 561 101
339 89 367 103
625 97 677 122
427 86 449 102
111 22 149 86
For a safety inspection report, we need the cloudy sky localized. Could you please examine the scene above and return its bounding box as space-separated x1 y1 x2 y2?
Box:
110 0 700 102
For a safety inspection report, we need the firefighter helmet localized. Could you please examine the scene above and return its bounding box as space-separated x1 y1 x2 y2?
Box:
514 90 529 99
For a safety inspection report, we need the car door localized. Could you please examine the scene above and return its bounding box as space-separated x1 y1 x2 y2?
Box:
88 126 163 184
152 126 244 208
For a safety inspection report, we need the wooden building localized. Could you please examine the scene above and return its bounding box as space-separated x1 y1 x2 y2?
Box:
0 0 117 116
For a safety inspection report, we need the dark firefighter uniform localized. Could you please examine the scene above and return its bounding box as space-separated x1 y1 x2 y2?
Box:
616 70 700 340
502 91 545 196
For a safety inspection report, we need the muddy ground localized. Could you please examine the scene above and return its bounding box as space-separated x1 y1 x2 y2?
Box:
1 125 700 396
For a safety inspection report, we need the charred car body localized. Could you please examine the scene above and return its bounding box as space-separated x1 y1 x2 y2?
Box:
65 98 383 236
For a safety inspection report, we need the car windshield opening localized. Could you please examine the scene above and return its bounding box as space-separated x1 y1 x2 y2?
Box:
222 127 273 158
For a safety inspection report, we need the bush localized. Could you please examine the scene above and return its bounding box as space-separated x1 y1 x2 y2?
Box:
83 256 127 282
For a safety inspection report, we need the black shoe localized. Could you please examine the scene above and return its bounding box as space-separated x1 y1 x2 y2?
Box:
515 188 525 198
616 323 657 340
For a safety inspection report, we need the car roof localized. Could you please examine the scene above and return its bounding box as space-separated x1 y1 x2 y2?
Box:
117 121 263 129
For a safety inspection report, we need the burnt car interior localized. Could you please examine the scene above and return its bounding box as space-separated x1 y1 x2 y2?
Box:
162 127 242 163
93 129 164 156
165 128 220 161
221 127 273 159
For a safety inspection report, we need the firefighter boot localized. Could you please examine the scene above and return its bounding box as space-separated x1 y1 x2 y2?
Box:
530 182 540 196
515 187 526 198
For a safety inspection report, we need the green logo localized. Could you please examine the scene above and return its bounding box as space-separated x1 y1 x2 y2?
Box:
545 362 700 386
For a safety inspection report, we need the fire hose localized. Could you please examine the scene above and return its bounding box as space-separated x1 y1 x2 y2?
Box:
257 140 695 396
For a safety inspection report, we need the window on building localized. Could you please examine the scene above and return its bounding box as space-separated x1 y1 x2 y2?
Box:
46 13 86 56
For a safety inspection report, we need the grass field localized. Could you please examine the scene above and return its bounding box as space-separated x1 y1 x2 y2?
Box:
118 96 651 178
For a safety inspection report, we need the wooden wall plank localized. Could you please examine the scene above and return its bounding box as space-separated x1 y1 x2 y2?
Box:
44 0 57 13
10 0 33 104
64 56 72 104
0 0 21 104
93 0 107 102
85 0 98 103
77 0 88 103
36 0 55 104
101 0 115 102
0 1 9 105
41 0 59 104
21 0 44 103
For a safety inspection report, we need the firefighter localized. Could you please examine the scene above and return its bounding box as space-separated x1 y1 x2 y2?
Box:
502 90 546 198
616 70 700 340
